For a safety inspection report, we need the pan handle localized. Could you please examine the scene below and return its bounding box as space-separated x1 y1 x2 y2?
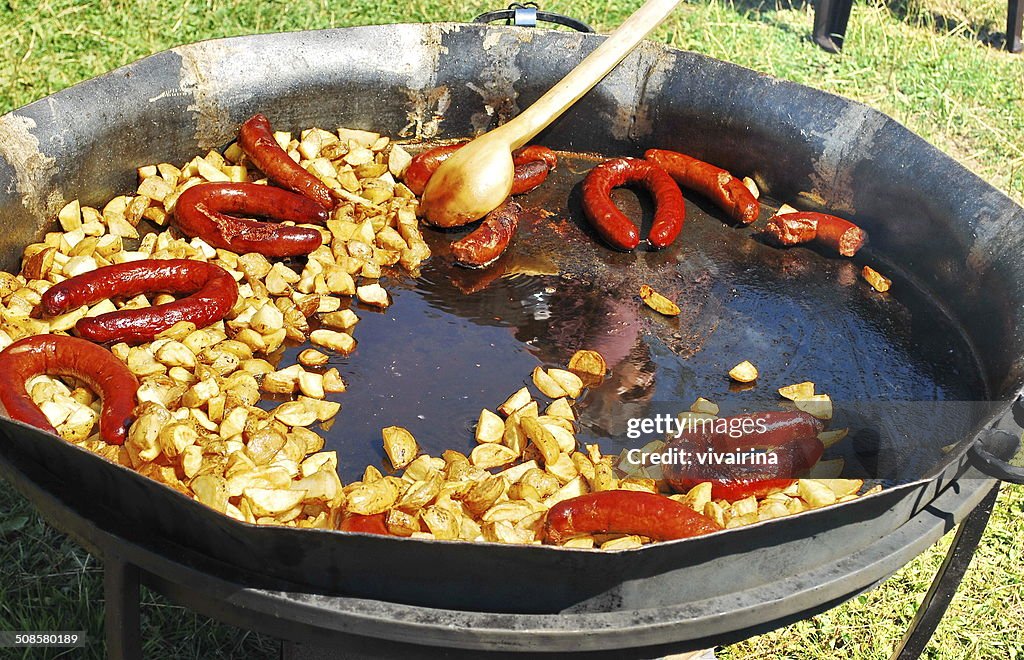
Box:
474 3 594 33
968 397 1024 484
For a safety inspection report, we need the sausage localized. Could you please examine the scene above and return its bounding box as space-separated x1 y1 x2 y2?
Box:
451 200 522 268
662 411 826 501
580 157 685 251
0 335 138 445
402 142 558 196
340 513 391 536
543 490 722 545
765 211 867 257
238 113 335 210
644 149 759 224
173 182 326 257
40 259 239 345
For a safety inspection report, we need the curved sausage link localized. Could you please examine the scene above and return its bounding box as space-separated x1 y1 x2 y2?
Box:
173 182 326 257
765 211 867 257
645 149 759 224
403 142 558 196
40 259 239 345
451 200 522 268
238 114 335 210
543 490 721 545
0 335 138 445
581 157 686 251
662 411 826 501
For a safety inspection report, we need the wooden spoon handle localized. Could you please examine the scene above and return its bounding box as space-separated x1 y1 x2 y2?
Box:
495 0 681 150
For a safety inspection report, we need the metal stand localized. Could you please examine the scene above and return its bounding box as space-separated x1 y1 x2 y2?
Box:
95 482 1003 659
812 0 1023 53
890 482 1001 659
104 556 142 660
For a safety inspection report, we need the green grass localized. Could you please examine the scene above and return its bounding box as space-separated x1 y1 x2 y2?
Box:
1 0 1023 657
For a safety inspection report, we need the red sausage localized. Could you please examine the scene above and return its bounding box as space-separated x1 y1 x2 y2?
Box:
451 200 522 268
543 490 721 544
645 149 759 224
173 182 326 257
238 114 335 210
402 142 558 196
662 411 826 501
765 211 867 257
40 259 239 345
340 513 391 536
0 335 138 445
580 158 685 251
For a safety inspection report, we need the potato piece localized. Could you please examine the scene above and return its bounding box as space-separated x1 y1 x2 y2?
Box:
192 475 229 513
544 475 588 507
821 479 863 498
690 398 719 415
244 487 307 517
547 369 584 398
728 361 758 383
639 284 680 316
356 283 390 308
779 381 815 401
421 505 460 540
385 509 421 536
798 478 838 508
470 444 518 469
545 397 575 420
795 394 833 420
681 481 713 513
498 387 532 416
396 473 442 512
532 367 567 398
310 329 357 355
818 428 849 449
382 426 418 469
862 265 891 293
567 349 606 387
346 478 399 515
521 417 559 465
475 409 504 444
461 475 506 515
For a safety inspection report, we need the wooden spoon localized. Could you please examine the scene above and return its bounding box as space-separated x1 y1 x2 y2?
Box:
419 0 681 227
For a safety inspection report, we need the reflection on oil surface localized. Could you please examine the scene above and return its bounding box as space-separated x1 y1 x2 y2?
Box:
273 154 986 483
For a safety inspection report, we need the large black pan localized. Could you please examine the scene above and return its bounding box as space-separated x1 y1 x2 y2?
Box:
0 22 1021 649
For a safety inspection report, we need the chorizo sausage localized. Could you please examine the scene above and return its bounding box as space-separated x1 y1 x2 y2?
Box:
662 411 826 501
340 513 391 536
0 335 138 445
580 157 685 251
238 113 335 210
644 149 759 224
765 211 867 257
173 182 326 257
402 142 558 196
451 200 522 268
543 490 721 545
40 259 239 345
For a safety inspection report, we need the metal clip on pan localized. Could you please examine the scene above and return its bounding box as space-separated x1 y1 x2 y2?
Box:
968 396 1024 484
474 3 594 33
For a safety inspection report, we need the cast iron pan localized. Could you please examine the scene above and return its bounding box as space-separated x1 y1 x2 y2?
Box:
0 24 1021 615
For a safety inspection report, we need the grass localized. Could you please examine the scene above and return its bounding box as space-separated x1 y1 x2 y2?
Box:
0 0 1023 657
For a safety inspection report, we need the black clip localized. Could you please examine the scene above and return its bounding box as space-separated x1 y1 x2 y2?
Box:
473 3 594 33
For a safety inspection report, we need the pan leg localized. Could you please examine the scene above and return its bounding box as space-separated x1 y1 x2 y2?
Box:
1009 0 1023 53
104 556 143 660
889 482 1000 660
